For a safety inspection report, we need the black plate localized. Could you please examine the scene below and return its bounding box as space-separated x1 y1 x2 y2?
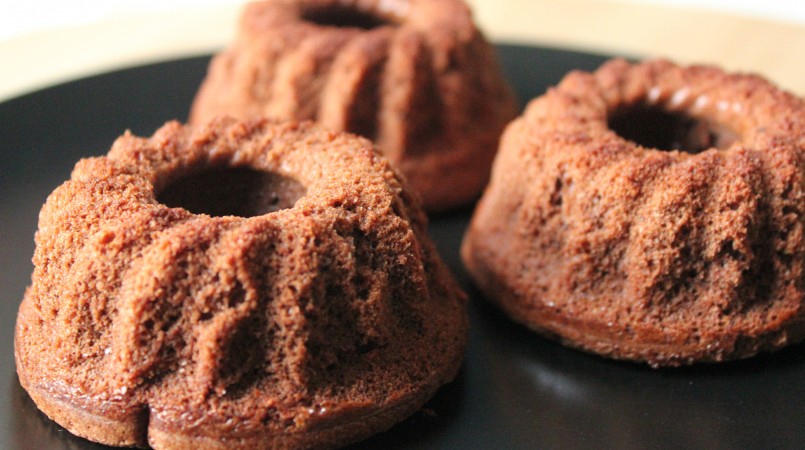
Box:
2 45 804 449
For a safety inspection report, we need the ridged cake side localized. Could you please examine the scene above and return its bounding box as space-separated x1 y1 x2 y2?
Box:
190 0 518 210
16 118 467 448
462 59 805 367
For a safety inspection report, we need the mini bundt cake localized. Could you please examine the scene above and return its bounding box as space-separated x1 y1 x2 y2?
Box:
15 118 468 448
462 59 805 367
189 0 518 211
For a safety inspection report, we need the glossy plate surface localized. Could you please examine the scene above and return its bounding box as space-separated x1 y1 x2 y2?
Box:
1 45 803 449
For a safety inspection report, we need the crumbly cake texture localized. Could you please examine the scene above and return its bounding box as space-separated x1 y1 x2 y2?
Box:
462 58 805 367
189 0 518 211
15 118 468 448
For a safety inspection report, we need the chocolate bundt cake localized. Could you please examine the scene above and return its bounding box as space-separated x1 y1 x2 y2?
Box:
462 59 805 367
15 118 468 448
189 0 518 211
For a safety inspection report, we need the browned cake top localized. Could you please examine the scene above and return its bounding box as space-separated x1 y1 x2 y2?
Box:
16 117 467 448
463 58 805 367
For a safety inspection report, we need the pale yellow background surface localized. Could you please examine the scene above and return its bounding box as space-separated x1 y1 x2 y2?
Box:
1 0 804 101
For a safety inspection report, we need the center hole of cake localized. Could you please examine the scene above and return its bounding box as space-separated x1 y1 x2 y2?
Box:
157 167 306 218
607 104 738 153
301 4 396 30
